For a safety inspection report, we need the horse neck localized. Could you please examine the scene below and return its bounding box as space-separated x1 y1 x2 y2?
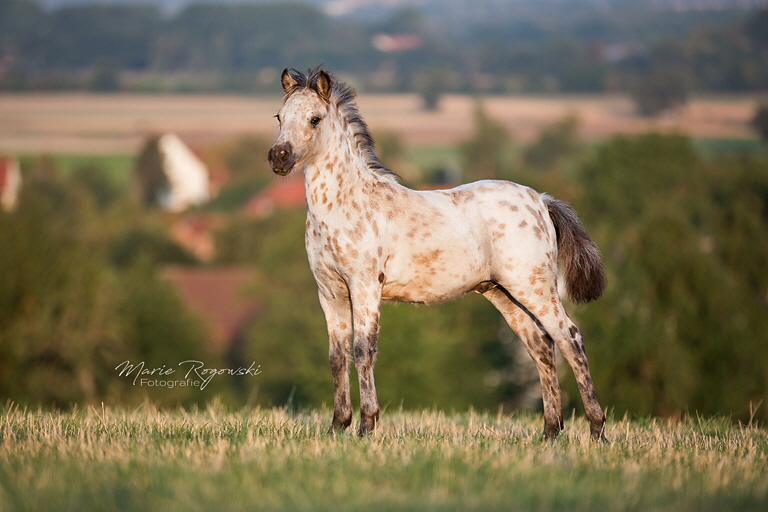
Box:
303 131 378 212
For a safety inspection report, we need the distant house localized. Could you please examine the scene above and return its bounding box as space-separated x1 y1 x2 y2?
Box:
170 214 224 263
161 266 261 358
135 133 210 212
0 156 21 211
243 172 306 218
371 33 424 53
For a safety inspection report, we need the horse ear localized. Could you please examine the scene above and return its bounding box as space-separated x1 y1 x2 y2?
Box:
281 68 298 94
315 70 332 102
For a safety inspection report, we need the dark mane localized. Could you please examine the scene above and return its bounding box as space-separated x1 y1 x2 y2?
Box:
285 67 399 181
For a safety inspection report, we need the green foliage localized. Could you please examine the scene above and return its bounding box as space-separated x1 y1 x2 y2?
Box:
522 115 581 171
202 134 273 211
630 65 691 116
109 228 197 269
114 260 214 405
227 210 329 408
69 163 122 209
372 131 406 173
752 103 768 145
413 66 452 111
133 135 168 208
571 134 768 422
376 297 503 411
0 160 213 408
459 104 512 181
88 60 121 92
4 1 768 95
204 134 273 183
205 180 264 212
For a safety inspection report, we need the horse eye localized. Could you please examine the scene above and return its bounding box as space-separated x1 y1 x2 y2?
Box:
310 116 322 128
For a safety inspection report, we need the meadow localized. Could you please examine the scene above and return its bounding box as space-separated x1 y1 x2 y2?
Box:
1 404 766 512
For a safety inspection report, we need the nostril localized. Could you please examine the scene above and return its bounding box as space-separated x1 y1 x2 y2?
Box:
269 143 294 172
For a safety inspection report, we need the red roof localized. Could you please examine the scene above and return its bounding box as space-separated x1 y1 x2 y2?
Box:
161 266 261 353
0 158 11 191
244 173 306 218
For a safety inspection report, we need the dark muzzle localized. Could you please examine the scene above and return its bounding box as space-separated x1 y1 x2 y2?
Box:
268 142 296 176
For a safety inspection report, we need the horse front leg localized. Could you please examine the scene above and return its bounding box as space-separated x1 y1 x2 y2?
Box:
318 290 354 433
350 286 382 435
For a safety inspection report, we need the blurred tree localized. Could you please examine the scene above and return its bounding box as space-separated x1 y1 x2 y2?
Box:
89 60 120 92
413 67 451 111
628 38 692 116
133 135 168 208
70 164 121 210
202 134 273 184
630 65 691 116
522 115 581 171
0 180 120 406
0 161 215 408
110 228 197 268
751 103 768 146
43 4 160 70
744 8 768 53
114 258 216 405
200 134 273 212
373 131 406 171
571 134 768 423
459 103 512 182
2 0 768 94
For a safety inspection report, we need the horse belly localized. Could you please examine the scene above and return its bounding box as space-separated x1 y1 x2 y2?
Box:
381 243 487 305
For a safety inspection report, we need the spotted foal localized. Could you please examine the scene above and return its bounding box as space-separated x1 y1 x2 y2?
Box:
268 67 607 440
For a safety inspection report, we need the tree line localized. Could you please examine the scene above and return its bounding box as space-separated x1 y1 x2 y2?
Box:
1 0 768 109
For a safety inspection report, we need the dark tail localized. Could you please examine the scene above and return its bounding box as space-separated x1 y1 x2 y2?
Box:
543 195 606 304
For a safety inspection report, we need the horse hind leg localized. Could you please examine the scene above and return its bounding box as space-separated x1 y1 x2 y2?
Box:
555 318 606 440
483 287 564 439
485 285 606 440
521 290 605 440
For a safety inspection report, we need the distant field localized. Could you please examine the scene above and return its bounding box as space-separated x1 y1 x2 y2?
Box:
1 405 766 511
0 93 763 156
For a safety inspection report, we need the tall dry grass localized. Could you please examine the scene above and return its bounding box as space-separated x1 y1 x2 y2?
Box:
1 403 766 511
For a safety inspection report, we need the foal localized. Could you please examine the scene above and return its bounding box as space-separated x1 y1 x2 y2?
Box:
268 67 607 440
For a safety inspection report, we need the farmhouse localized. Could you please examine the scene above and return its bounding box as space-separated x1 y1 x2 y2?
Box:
135 133 210 212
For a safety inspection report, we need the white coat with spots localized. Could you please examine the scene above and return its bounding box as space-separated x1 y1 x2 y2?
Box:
268 67 607 440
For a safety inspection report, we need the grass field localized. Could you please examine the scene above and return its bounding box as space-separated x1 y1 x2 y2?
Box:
1 404 766 511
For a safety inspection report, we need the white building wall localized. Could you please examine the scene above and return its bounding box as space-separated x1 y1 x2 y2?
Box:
157 133 210 212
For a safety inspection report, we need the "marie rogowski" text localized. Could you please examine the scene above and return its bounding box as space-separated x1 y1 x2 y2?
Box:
114 360 262 390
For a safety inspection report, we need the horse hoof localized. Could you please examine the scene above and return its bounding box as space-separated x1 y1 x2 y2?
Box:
357 413 378 436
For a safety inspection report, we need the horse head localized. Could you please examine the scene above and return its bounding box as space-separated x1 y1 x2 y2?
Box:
268 67 334 176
